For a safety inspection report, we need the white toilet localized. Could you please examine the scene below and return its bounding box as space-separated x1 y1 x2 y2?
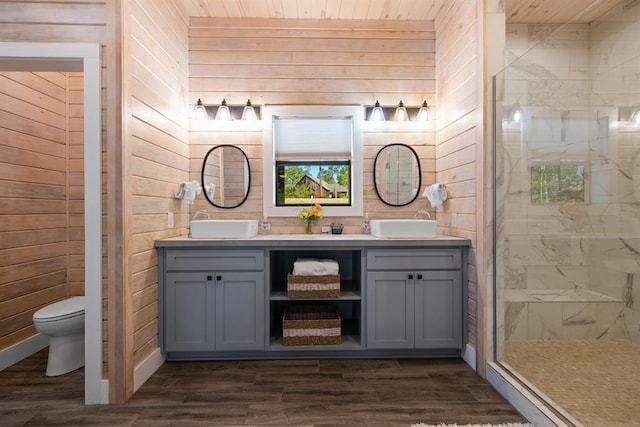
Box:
33 296 85 376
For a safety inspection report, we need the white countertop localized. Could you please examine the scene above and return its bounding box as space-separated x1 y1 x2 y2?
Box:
155 233 471 248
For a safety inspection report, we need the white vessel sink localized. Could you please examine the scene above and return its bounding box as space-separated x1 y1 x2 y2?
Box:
190 220 258 239
370 219 437 238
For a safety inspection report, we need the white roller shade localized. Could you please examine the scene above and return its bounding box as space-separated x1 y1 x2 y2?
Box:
273 116 353 160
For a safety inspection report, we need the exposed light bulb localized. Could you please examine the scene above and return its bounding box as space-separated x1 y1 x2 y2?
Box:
370 100 385 121
194 98 207 121
417 100 430 122
215 99 231 121
394 100 409 121
242 99 257 121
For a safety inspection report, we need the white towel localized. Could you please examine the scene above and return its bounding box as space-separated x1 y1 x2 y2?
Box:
423 183 447 207
205 183 216 199
182 180 202 205
292 259 339 276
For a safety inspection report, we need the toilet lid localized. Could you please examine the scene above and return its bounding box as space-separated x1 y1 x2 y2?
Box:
33 296 85 321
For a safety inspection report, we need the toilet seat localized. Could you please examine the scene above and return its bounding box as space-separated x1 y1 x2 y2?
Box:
33 296 85 323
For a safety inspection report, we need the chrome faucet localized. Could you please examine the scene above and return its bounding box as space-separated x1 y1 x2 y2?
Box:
414 209 431 219
192 210 210 220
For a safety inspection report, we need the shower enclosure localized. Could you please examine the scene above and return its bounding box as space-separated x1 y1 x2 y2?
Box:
494 3 640 425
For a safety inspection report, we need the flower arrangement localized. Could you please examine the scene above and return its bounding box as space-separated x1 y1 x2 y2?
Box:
298 203 323 221
298 203 323 234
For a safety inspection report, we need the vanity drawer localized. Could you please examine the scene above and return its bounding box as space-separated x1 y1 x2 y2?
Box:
366 248 461 271
166 249 264 271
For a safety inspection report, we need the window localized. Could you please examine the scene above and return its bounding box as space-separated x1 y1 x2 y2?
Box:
530 162 585 204
276 161 351 206
263 105 363 217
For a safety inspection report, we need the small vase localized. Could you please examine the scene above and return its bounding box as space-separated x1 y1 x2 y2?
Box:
305 220 313 234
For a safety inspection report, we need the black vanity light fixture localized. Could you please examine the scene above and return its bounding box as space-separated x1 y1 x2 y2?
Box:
365 100 431 122
193 98 261 121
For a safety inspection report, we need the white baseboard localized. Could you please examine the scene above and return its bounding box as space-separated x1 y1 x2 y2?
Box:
133 348 164 392
487 362 571 427
461 343 476 370
0 333 49 371
89 379 109 405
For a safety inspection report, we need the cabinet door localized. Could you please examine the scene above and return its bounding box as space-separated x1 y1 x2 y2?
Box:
366 271 414 349
215 271 265 351
165 272 216 352
414 270 462 349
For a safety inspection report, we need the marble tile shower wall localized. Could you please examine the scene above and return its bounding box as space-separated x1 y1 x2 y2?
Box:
501 17 640 345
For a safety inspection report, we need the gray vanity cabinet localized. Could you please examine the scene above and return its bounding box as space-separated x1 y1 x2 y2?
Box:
157 238 469 360
366 249 463 350
162 250 265 353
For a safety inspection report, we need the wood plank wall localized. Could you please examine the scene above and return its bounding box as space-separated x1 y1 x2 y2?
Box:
128 0 190 372
435 1 481 353
188 18 437 234
0 0 107 373
0 1 106 44
0 71 72 349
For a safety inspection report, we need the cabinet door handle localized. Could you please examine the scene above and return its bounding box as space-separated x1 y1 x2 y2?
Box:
408 274 413 280
417 274 423 280
216 275 222 281
206 275 213 281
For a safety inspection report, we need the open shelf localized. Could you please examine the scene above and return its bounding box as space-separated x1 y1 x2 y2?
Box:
269 281 362 301
268 317 363 350
268 247 364 351
268 334 363 350
270 290 361 301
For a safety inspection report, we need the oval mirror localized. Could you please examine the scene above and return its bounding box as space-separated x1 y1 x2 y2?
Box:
201 145 251 208
373 143 421 206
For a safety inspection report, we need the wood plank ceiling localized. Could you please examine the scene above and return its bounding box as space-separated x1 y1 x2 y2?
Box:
506 0 624 23
172 0 443 20
172 0 626 23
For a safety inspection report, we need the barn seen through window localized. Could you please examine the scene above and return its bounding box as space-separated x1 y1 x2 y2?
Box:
276 161 351 206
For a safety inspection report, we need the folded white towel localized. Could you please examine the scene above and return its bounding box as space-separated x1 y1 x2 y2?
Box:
175 180 202 204
423 183 447 207
182 180 202 205
292 258 339 276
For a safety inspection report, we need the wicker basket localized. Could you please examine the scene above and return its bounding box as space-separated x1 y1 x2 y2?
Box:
287 274 340 297
282 305 341 346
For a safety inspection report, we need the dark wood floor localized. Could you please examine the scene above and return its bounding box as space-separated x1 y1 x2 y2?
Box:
1 349 528 426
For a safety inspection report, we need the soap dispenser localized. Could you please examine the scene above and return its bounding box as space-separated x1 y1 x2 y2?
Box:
261 216 271 234
362 213 371 234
